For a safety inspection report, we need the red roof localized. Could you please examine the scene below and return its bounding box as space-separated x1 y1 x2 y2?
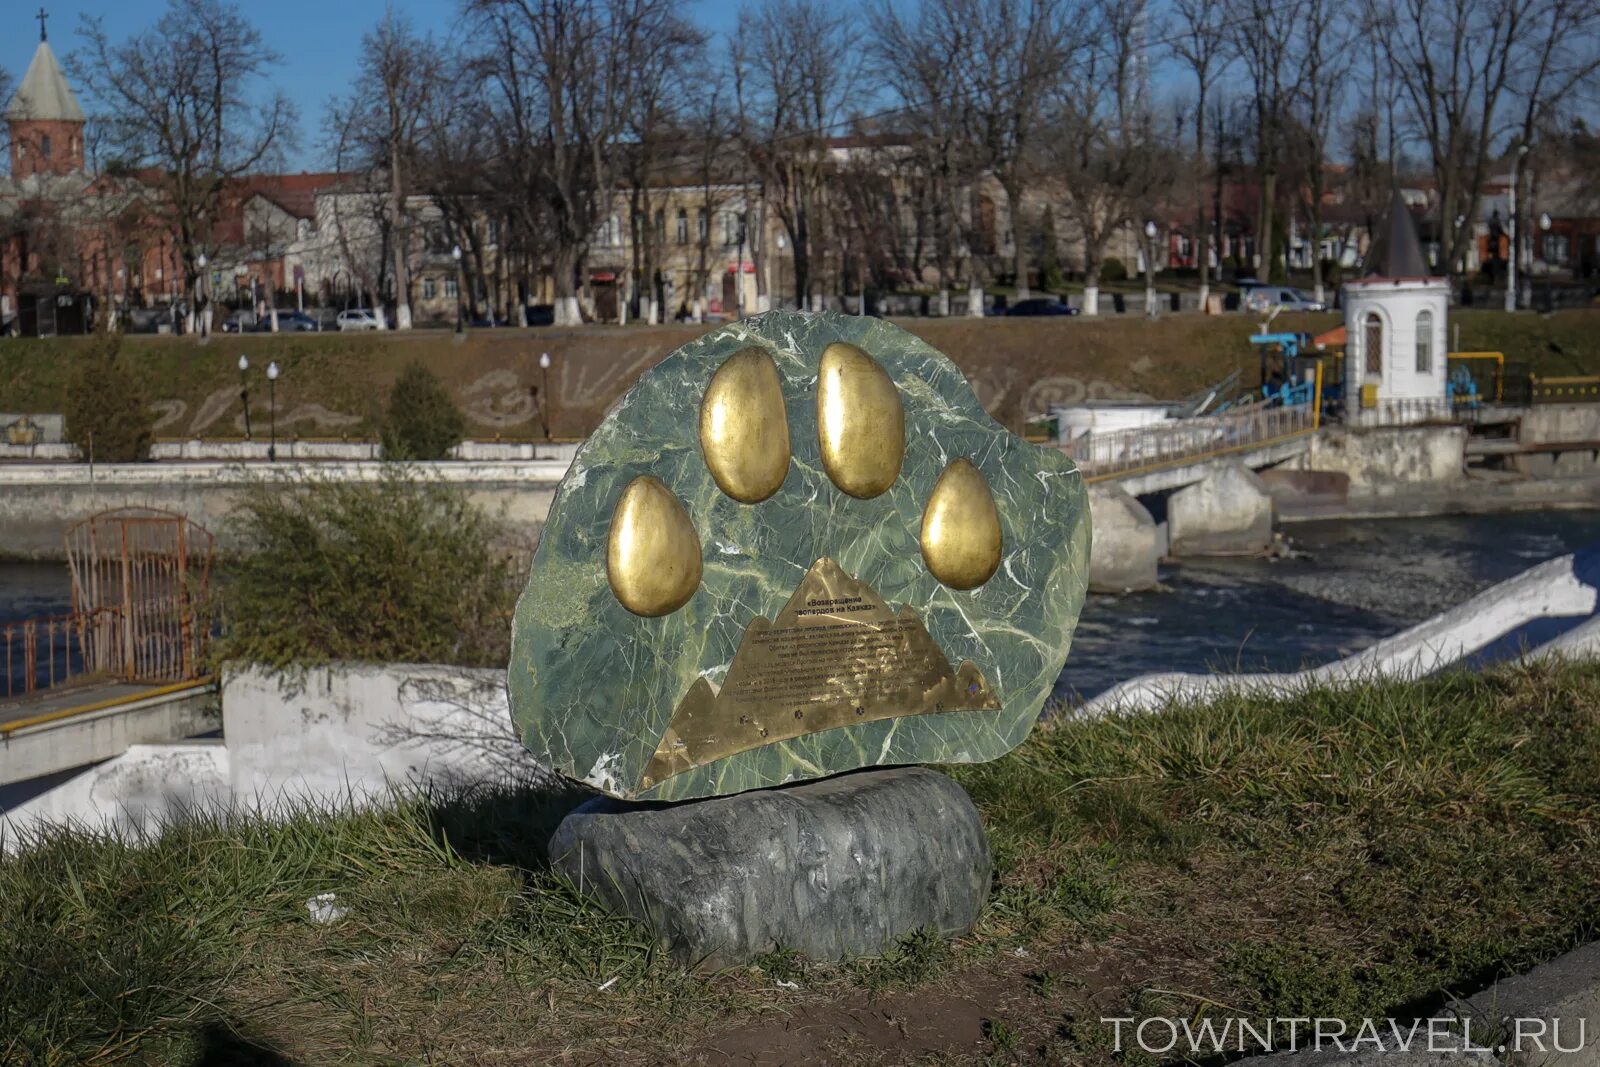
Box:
232 172 345 220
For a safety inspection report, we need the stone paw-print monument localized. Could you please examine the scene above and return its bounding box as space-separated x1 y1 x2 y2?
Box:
513 310 1089 967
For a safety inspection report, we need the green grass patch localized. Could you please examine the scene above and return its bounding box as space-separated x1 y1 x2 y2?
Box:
5 660 1600 1063
3 309 1597 442
212 470 523 670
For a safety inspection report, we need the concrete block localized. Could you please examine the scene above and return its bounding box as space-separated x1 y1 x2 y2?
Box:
1257 468 1351 508
1299 426 1467 488
1514 453 1559 478
221 664 546 802
1517 405 1600 447
1553 450 1597 479
549 767 991 969
1459 940 1600 1067
1087 483 1161 593
1167 462 1274 557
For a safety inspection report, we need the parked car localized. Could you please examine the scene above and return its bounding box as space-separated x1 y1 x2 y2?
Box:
221 309 256 333
524 304 555 326
336 308 384 331
1006 297 1079 317
251 310 320 332
1244 286 1327 313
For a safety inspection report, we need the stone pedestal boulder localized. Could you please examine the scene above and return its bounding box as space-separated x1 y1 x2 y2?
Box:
1168 462 1274 557
549 767 991 969
1087 484 1162 593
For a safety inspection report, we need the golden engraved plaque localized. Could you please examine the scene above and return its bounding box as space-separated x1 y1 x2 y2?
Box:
639 557 1000 790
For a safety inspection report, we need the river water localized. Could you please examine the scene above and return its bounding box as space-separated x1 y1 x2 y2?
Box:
3 510 1598 704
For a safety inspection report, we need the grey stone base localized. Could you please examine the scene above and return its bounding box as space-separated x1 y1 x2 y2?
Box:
548 766 991 970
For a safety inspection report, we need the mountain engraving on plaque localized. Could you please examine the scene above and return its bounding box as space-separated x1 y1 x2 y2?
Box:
639 557 1001 790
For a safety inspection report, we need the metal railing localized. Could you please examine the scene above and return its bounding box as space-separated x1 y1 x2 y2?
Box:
2 607 121 699
1058 403 1318 480
1531 375 1600 404
1351 397 1489 426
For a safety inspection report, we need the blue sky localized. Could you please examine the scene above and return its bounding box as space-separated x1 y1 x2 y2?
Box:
2 0 743 169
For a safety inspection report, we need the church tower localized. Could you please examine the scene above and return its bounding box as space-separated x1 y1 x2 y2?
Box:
6 10 86 179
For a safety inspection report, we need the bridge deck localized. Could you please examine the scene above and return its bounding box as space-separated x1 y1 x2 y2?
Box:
0 680 207 733
0 677 219 786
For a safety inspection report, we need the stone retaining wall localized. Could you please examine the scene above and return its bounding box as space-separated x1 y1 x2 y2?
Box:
0 461 565 559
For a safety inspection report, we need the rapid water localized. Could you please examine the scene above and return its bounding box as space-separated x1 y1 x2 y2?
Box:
2 509 1598 703
1056 510 1600 700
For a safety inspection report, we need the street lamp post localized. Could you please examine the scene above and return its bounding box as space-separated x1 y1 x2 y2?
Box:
1143 220 1160 319
539 352 552 439
266 362 279 462
735 212 747 319
452 245 465 336
1506 144 1530 312
196 252 209 338
238 355 253 441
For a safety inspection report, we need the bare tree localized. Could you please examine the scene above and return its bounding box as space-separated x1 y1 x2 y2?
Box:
872 0 987 314
1050 0 1177 314
733 0 865 310
1368 0 1600 282
1231 0 1305 282
74 0 295 335
468 0 698 327
618 26 706 324
953 0 1072 302
328 11 448 331
1292 0 1353 300
1167 0 1232 309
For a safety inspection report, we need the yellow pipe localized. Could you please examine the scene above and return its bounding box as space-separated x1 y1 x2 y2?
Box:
0 677 216 736
1313 360 1324 430
1447 351 1505 402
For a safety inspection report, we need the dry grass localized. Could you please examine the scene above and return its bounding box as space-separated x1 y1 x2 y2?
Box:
5 659 1600 1065
3 309 1597 440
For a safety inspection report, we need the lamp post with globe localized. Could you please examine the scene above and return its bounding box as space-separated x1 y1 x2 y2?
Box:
1143 220 1160 318
238 354 253 440
196 252 209 337
452 245 465 336
539 352 552 439
266 361 280 462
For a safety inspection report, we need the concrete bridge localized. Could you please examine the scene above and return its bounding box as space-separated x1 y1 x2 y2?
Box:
0 678 219 787
1057 404 1320 495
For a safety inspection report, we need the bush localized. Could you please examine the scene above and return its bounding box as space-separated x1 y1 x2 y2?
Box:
63 332 154 462
1099 257 1128 283
214 470 521 668
381 362 465 461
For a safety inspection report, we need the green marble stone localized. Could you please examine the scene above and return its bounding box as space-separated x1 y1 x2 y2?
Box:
508 310 1090 801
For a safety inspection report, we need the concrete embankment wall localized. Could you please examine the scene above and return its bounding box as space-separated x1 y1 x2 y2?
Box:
1278 425 1468 490
0 461 566 559
0 663 538 844
1083 546 1600 717
1519 404 1600 446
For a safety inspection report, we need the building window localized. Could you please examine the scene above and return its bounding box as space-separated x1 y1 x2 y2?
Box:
444 276 458 299
1364 312 1384 376
1543 234 1570 265
722 212 738 246
676 208 688 244
654 210 666 244
40 134 51 159
423 277 437 300
1415 309 1432 374
697 209 708 242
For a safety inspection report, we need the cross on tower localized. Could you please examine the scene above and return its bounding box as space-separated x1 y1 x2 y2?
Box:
37 7 48 42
